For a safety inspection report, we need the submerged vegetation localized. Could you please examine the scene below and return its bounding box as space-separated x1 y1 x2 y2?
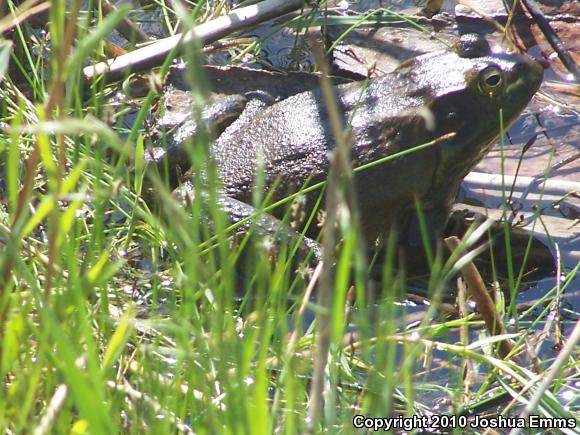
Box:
0 0 578 433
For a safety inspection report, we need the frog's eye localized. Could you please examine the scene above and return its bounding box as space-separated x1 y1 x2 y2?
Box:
479 66 503 95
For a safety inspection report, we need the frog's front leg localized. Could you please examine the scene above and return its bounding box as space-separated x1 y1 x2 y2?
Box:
398 202 452 248
146 94 248 190
215 90 275 144
145 91 276 191
174 180 322 269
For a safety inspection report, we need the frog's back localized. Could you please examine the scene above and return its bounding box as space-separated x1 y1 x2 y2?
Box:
212 72 433 200
212 89 335 199
211 48 485 201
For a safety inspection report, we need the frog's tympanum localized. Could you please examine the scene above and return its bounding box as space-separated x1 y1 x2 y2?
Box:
150 34 543 262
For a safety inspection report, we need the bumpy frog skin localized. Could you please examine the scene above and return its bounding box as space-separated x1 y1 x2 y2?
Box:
158 34 543 259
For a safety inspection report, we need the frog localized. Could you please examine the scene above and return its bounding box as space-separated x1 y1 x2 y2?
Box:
147 33 544 264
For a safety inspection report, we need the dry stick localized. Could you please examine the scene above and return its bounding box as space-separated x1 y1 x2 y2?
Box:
83 0 305 83
33 385 68 435
457 277 475 403
0 4 70 294
287 262 323 354
306 33 358 430
520 0 580 81
262 263 323 370
201 37 255 54
99 0 149 44
44 0 82 299
108 380 194 434
0 0 78 360
444 236 514 359
0 0 50 34
552 243 562 348
1 0 148 52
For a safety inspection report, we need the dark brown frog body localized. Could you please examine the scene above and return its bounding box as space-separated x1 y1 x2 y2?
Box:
155 34 543 256
206 35 542 245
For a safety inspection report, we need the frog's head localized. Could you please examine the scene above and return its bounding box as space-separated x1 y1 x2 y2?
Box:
403 33 544 186
393 34 543 244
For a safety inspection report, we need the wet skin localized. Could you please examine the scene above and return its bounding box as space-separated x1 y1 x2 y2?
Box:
149 34 544 261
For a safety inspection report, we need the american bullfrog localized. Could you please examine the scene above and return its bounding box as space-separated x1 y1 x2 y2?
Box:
149 34 543 260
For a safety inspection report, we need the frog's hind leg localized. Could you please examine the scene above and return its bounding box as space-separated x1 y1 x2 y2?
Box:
174 180 322 274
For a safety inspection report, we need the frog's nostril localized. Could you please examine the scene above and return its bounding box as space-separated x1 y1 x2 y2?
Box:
516 59 547 77
538 59 550 70
524 57 550 70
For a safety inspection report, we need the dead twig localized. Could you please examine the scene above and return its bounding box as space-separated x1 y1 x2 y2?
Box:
83 0 306 83
520 0 580 81
99 0 149 44
444 236 514 359
0 0 49 33
306 35 347 432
